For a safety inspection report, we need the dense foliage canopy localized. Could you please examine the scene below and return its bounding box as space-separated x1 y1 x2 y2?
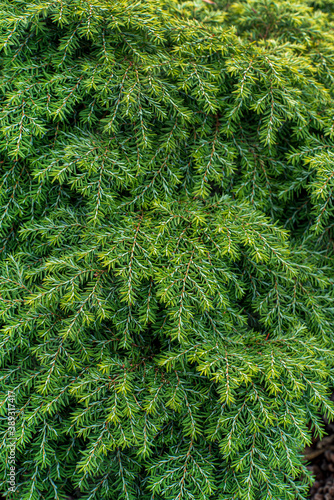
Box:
0 0 334 499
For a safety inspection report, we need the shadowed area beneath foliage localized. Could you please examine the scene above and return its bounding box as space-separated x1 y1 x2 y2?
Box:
306 395 334 500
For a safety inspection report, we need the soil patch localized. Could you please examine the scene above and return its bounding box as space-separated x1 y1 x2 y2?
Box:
306 402 334 500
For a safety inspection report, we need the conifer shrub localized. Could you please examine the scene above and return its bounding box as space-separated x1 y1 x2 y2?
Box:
0 1 334 499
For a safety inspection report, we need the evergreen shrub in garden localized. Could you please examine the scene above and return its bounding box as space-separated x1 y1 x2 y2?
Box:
0 0 334 499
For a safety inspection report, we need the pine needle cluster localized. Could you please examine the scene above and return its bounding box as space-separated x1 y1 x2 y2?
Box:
0 0 334 499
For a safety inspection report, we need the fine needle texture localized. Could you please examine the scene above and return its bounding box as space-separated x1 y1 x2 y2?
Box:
0 1 334 499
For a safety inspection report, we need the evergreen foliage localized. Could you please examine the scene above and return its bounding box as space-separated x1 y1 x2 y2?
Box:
0 0 334 499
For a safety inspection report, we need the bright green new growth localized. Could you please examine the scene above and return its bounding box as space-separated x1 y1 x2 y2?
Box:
0 0 334 499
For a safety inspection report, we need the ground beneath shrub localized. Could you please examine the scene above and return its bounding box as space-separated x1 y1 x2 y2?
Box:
305 395 334 500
